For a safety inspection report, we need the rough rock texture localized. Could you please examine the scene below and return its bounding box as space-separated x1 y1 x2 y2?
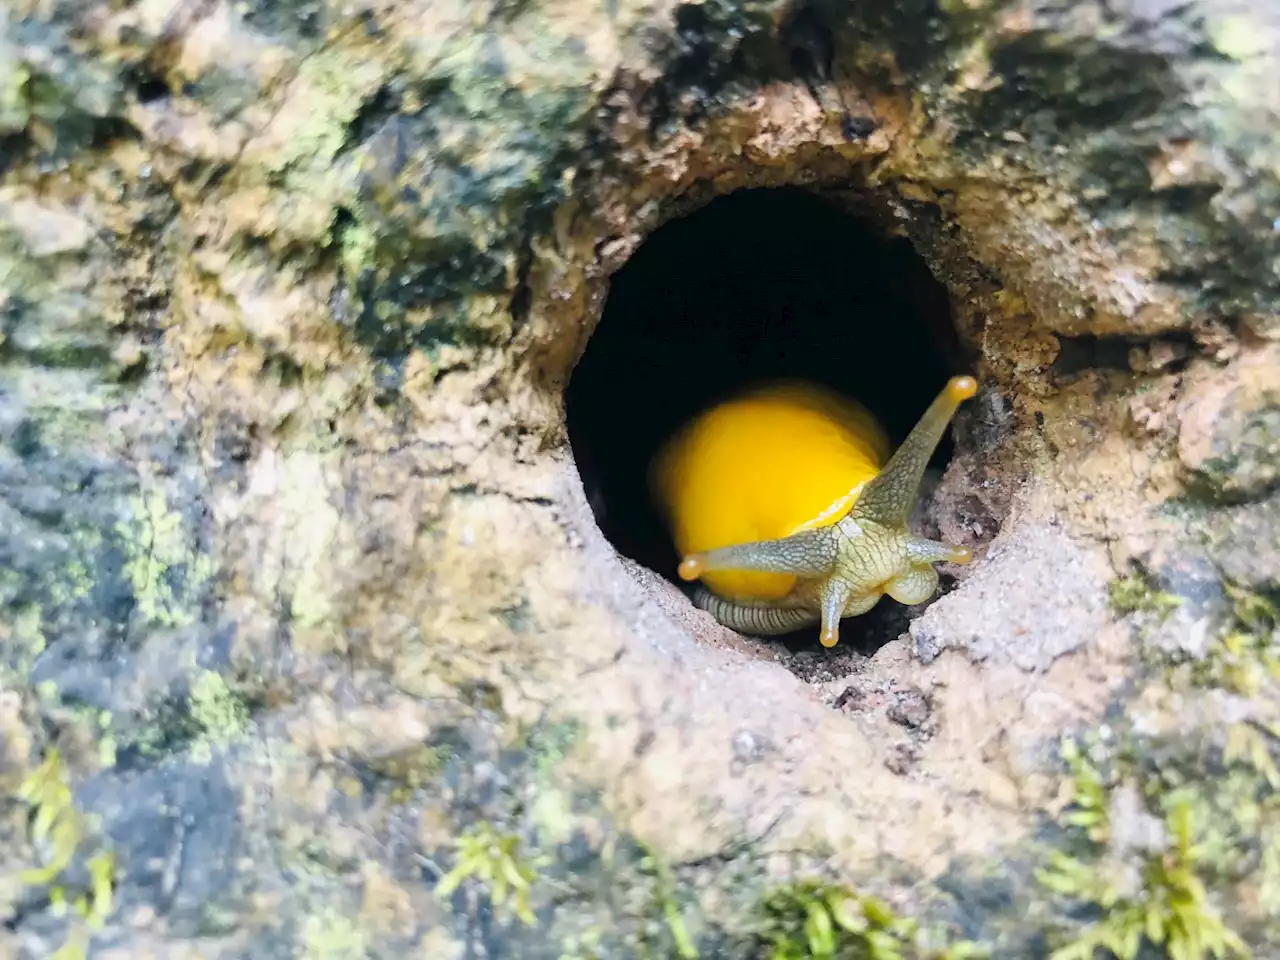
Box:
1178 341 1280 501
2 0 1280 958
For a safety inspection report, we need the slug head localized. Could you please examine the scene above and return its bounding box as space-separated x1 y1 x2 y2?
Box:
678 375 979 647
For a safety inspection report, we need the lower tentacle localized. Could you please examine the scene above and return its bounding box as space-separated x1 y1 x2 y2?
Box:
690 587 820 636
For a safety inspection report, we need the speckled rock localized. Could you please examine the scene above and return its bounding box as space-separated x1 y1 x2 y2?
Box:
908 520 1114 673
2 0 1280 957
1178 342 1280 502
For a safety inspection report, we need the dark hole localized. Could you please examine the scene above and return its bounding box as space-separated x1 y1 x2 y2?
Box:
565 187 964 655
136 78 170 104
1051 334 1135 377
125 66 171 106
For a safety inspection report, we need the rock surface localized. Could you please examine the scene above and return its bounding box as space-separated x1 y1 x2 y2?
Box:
1178 341 1280 501
1 0 1279 958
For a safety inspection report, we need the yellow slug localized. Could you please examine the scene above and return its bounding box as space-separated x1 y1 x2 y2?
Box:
649 375 978 648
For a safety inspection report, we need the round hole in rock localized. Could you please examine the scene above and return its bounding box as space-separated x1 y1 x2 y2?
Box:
565 187 969 661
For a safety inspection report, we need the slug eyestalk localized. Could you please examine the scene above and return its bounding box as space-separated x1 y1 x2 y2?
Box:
677 375 978 648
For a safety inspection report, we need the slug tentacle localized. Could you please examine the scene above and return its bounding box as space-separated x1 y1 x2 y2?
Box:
677 526 839 583
691 587 820 635
846 375 977 529
906 536 974 566
819 577 854 647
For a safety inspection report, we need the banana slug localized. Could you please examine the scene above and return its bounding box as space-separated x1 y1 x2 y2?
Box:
649 375 977 648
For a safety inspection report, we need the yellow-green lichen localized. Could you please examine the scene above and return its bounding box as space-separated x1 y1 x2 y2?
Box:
5 603 47 678
301 905 370 960
336 213 378 285
435 822 547 927
267 451 343 636
46 552 92 604
117 485 215 630
97 731 117 769
234 33 393 246
530 787 576 848
1208 17 1271 61
0 59 33 133
47 558 94 608
558 926 607 960
186 669 251 762
189 670 250 743
262 42 389 178
112 669 252 766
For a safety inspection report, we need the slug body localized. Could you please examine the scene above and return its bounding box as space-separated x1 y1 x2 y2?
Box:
651 382 892 601
649 375 978 648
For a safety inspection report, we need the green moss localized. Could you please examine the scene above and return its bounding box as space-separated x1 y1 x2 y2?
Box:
1226 585 1277 631
1107 572 1183 621
527 718 582 782
1055 736 1111 845
937 0 990 13
436 822 548 927
17 750 118 959
1184 585 1278 697
19 749 84 888
748 879 988 960
1191 630 1280 698
1037 795 1246 960
1222 723 1280 793
1034 720 1275 959
1037 571 1280 949
638 845 699 959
